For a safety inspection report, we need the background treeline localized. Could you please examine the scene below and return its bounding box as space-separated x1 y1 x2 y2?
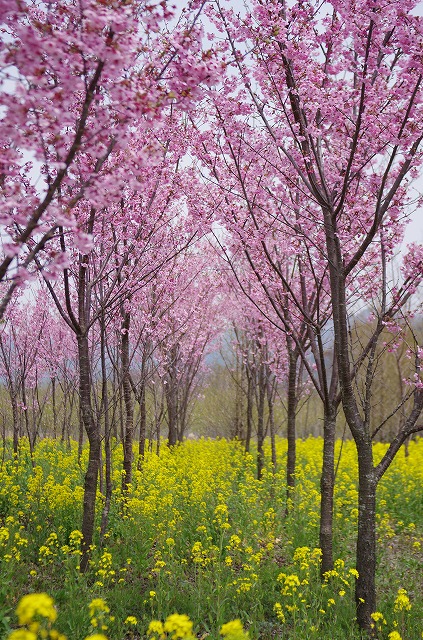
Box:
1 316 421 448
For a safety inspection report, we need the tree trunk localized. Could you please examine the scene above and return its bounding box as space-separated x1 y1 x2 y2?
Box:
21 381 35 462
112 362 119 441
166 351 178 447
100 434 112 545
61 386 67 443
256 363 266 480
267 376 277 472
319 406 336 576
78 333 100 574
167 386 178 446
137 380 147 468
51 377 57 439
177 387 187 443
286 351 297 510
323 212 377 632
121 310 134 494
355 438 377 633
11 392 19 457
99 316 112 544
156 418 161 455
233 350 243 439
98 446 104 495
245 370 253 453
78 404 84 463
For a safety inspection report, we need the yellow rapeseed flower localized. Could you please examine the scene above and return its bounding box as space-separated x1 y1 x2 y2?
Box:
7 631 37 640
394 588 411 612
16 593 57 625
88 599 110 618
273 603 285 623
49 632 67 640
220 619 249 640
371 612 385 623
163 613 194 639
147 620 164 635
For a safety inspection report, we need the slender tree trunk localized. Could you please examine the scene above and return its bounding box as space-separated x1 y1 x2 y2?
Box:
137 380 147 467
245 370 253 453
99 316 112 543
166 351 178 446
319 406 336 576
112 362 118 441
267 377 277 472
234 351 243 439
177 389 187 443
81 434 101 573
121 310 134 493
98 446 104 495
323 212 378 632
67 387 75 447
1 414 6 468
61 387 67 443
155 389 164 453
156 419 161 455
11 392 19 457
52 377 57 439
21 381 35 461
78 333 100 573
100 436 112 545
355 438 377 633
78 404 84 463
256 363 266 480
119 382 124 443
286 351 297 510
167 387 178 446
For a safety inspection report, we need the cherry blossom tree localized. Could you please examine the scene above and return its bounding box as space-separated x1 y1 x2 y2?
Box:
0 0 221 570
233 317 282 477
210 0 423 630
195 105 341 571
148 248 226 445
0 0 220 316
39 139 207 568
0 294 50 455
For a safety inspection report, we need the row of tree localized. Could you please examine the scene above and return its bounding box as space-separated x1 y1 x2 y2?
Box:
1 0 423 634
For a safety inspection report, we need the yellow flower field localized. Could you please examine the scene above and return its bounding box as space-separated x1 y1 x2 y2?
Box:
0 436 422 639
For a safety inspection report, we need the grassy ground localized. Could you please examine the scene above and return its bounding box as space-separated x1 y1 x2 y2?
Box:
0 436 422 639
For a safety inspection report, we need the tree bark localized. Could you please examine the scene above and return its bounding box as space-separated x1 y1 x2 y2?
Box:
233 350 244 439
166 346 178 446
323 207 378 629
256 361 266 480
245 369 253 453
137 379 147 466
52 377 57 439
286 351 298 509
11 392 19 457
355 438 377 633
78 405 84 464
267 375 277 472
78 332 100 573
99 314 112 544
121 309 134 493
319 406 336 576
